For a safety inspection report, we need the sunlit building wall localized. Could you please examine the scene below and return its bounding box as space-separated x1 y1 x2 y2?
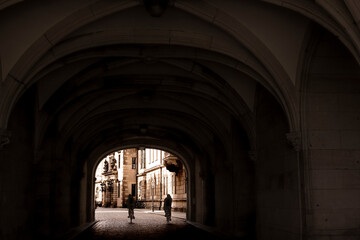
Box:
95 148 186 211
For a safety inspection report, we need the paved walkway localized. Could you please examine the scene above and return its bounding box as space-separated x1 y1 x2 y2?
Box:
74 208 223 240
95 207 187 219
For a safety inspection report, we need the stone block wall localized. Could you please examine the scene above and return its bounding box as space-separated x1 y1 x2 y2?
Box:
305 31 360 240
256 86 301 240
0 89 36 240
121 149 137 206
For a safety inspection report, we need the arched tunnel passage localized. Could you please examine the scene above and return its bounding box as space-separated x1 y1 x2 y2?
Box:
1 39 299 238
71 113 257 239
0 21 302 239
2 54 299 240
3 1 360 239
76 132 256 239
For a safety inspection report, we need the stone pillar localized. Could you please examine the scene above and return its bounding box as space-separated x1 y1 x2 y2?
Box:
287 131 304 239
200 171 215 226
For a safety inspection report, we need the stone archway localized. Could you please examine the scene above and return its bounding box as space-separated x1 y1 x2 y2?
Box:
3 2 360 240
89 145 194 222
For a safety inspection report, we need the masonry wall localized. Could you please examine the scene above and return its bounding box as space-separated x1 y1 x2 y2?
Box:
137 152 187 211
122 149 137 206
231 121 256 238
256 87 301 240
305 31 360 240
212 122 256 239
195 157 205 224
0 89 35 240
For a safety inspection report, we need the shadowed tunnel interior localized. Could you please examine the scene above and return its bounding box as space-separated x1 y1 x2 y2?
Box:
1 1 360 240
34 43 258 237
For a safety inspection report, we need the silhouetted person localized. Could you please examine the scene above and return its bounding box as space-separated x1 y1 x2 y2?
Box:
164 194 172 221
126 194 135 220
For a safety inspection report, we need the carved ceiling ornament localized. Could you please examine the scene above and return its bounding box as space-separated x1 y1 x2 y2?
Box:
144 0 169 17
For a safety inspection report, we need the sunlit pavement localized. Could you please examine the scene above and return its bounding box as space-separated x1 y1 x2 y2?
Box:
74 208 223 240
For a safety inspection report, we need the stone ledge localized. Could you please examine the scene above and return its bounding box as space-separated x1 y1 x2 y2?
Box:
54 221 98 240
186 220 247 239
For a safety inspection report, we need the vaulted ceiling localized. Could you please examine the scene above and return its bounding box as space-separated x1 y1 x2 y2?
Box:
1 0 359 166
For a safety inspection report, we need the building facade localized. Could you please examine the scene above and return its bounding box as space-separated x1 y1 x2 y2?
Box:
95 148 187 211
94 149 137 208
137 149 187 212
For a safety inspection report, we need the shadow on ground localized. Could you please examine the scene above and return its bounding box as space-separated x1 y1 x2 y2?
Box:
75 221 223 240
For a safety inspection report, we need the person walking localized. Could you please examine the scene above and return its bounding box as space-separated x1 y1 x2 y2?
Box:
126 194 135 222
164 194 172 222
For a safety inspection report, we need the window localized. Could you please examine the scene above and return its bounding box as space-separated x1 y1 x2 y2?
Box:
165 177 168 195
174 175 177 194
132 157 136 169
173 175 175 194
147 149 150 164
141 150 145 169
154 176 156 195
117 151 121 169
185 172 187 193
131 184 136 196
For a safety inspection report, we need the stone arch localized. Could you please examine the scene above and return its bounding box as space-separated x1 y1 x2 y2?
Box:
88 142 199 222
264 0 360 64
254 83 302 239
297 25 360 239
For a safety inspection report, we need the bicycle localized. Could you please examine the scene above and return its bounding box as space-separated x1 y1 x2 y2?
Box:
128 208 135 223
165 209 171 223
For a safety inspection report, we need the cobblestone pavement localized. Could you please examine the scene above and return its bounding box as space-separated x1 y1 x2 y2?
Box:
74 208 223 240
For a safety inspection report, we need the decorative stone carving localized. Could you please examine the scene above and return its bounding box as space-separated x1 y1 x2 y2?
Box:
103 160 109 173
144 0 169 17
0 129 10 149
286 132 301 152
163 155 181 174
110 155 117 170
